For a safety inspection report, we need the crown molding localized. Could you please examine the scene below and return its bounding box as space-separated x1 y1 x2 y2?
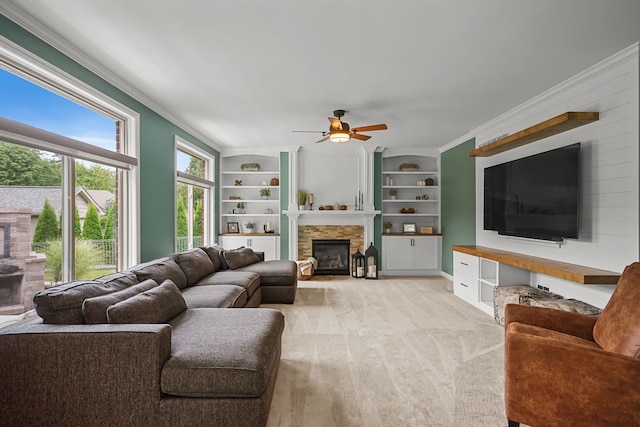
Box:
1 1 222 152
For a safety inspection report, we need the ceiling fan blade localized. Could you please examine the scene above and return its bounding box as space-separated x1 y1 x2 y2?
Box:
350 133 371 141
292 130 325 134
328 117 343 130
351 124 388 132
314 135 330 144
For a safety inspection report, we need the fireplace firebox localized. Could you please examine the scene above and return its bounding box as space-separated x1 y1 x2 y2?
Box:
312 239 350 275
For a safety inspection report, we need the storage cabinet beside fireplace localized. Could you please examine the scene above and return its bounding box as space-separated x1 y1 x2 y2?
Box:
382 235 441 276
218 235 280 261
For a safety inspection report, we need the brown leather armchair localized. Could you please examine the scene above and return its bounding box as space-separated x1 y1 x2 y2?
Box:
504 262 640 427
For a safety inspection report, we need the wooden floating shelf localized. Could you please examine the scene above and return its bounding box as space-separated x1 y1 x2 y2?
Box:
469 112 599 157
452 245 620 285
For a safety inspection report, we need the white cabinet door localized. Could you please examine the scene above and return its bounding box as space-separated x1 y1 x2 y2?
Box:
413 236 439 270
219 235 279 260
383 235 440 273
383 236 415 270
246 236 279 261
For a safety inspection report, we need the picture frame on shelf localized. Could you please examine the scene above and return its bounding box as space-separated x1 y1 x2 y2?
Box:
227 222 239 233
403 223 417 233
420 226 434 234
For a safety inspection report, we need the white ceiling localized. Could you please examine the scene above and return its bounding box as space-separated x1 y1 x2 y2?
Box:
3 1 640 152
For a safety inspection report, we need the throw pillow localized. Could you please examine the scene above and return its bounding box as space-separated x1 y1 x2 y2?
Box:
172 248 215 286
222 247 261 270
200 245 226 270
106 279 187 324
82 279 158 324
129 257 188 290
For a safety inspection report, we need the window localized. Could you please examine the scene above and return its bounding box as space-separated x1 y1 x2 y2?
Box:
175 137 215 251
0 37 139 315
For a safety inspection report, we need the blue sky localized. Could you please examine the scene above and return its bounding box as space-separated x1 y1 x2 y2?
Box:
0 68 117 151
1 67 196 172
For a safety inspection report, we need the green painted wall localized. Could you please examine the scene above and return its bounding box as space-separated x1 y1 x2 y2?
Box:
279 152 289 260
374 151 382 260
441 138 476 275
1 15 220 262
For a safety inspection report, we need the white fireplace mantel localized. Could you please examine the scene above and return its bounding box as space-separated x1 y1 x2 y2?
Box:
283 209 380 260
283 210 380 219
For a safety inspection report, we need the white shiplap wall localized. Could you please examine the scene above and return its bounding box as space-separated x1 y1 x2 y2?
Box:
473 43 639 307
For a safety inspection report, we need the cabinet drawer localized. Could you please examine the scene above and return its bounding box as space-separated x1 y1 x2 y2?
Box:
454 277 477 301
453 251 479 276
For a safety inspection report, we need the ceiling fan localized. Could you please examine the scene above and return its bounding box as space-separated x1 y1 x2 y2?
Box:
293 109 388 144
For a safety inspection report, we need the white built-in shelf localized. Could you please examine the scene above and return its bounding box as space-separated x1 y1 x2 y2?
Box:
221 170 279 175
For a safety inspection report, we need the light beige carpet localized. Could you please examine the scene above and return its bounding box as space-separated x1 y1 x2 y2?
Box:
263 276 507 427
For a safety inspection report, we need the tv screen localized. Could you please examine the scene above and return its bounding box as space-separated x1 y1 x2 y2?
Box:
483 143 580 241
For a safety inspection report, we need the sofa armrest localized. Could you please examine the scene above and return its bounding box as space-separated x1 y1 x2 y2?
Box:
505 302 598 341
255 251 265 261
505 326 640 426
0 323 172 426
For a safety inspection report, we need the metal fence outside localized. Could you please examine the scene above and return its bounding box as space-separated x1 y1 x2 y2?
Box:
33 237 203 269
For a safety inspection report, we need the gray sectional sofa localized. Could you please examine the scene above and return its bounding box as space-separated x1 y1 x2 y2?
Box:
0 245 297 427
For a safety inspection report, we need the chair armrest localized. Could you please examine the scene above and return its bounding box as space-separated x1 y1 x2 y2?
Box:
505 327 640 426
505 303 597 341
0 323 172 425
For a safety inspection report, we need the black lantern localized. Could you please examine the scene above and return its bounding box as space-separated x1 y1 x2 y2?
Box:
352 249 365 278
364 242 378 279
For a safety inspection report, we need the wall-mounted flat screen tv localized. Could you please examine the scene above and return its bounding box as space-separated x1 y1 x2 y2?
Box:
483 143 580 242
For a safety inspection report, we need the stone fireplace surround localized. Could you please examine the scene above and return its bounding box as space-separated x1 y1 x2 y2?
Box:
298 225 364 261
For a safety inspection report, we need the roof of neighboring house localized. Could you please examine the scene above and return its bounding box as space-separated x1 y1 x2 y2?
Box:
0 186 114 216
86 189 115 211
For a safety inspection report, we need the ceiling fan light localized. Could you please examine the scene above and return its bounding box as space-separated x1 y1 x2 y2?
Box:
330 131 350 143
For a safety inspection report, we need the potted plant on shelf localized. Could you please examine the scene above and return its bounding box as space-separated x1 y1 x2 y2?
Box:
260 187 271 199
388 189 397 200
235 202 245 214
399 162 419 171
383 221 393 234
297 189 308 210
244 222 255 232
240 162 261 171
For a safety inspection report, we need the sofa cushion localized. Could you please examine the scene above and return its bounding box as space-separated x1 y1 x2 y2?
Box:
181 284 248 308
34 279 131 324
223 247 261 270
195 271 261 299
593 262 640 358
172 248 216 286
82 279 159 324
162 308 284 397
107 280 187 324
200 245 226 270
237 260 297 286
94 271 139 288
129 257 188 290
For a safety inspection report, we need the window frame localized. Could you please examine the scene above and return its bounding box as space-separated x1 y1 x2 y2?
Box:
0 35 140 271
175 136 215 250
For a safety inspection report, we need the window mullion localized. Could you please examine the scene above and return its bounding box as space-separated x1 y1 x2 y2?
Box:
61 156 75 282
